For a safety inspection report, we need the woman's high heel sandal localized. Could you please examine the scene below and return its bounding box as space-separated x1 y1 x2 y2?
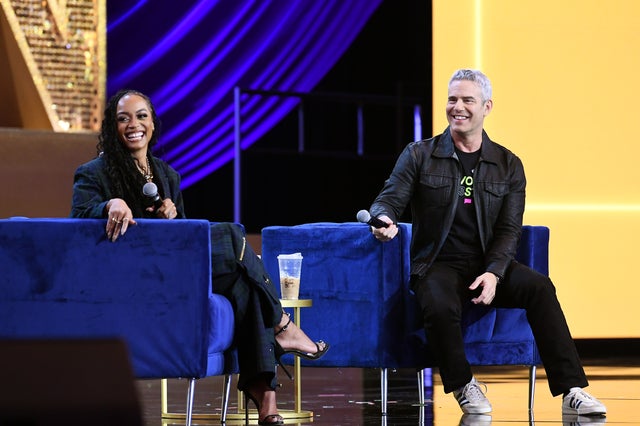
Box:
276 339 330 361
274 312 330 380
243 391 284 425
274 345 294 381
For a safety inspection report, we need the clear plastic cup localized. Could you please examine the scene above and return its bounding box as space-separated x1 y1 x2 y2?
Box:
277 253 303 299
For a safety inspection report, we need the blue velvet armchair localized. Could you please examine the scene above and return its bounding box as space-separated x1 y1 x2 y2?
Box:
261 222 547 414
0 218 238 426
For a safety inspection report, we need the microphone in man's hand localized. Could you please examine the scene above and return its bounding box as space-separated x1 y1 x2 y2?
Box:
142 182 163 209
356 209 390 228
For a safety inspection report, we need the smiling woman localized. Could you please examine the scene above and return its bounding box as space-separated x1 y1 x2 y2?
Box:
68 88 330 426
70 89 184 241
115 94 156 182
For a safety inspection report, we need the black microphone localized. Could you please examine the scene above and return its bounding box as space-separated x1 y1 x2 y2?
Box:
142 182 163 209
356 209 390 228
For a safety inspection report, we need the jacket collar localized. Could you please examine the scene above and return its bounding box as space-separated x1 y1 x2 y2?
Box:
433 127 501 165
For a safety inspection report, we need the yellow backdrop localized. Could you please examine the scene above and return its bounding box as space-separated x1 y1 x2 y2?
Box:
433 0 640 338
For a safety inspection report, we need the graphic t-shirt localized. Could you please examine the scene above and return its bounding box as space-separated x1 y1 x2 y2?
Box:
438 148 483 260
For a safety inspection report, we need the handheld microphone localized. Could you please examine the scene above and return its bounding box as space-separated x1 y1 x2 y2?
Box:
356 209 390 228
142 182 163 209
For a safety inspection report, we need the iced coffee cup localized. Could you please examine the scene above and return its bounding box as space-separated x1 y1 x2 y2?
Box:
277 253 303 299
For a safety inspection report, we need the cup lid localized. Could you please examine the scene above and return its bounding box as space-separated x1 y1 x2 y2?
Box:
277 252 303 259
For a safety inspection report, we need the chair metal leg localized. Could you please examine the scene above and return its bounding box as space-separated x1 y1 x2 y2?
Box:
416 369 425 406
528 365 536 413
185 378 196 426
221 374 231 424
380 367 388 415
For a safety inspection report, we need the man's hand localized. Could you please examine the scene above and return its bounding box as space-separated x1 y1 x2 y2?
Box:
469 272 499 305
371 215 398 242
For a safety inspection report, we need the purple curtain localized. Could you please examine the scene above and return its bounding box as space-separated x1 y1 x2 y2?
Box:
107 0 383 187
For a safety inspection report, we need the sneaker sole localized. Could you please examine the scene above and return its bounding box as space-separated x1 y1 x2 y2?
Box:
562 408 607 416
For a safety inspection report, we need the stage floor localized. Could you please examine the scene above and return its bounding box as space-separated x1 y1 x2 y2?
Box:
141 358 639 425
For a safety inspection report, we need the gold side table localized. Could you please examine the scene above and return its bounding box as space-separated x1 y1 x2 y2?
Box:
277 298 313 418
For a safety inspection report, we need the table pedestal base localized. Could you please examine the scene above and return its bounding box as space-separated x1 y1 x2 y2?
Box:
161 408 313 422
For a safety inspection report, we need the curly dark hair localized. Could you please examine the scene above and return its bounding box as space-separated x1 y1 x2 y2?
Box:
97 89 162 216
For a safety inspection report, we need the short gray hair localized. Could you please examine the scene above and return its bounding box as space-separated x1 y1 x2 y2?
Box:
449 69 492 102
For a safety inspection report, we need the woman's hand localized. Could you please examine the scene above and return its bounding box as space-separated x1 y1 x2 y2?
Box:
148 198 179 219
105 198 136 242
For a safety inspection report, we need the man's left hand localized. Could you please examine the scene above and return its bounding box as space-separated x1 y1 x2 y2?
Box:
469 272 499 305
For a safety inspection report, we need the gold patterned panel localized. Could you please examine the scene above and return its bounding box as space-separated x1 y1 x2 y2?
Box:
0 0 105 132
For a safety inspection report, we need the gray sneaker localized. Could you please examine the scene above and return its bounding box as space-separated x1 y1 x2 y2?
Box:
453 377 492 414
562 388 607 416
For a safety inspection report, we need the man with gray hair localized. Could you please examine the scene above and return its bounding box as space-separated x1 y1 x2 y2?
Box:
367 69 606 421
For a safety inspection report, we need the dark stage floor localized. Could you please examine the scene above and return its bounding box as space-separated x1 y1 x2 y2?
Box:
141 357 639 426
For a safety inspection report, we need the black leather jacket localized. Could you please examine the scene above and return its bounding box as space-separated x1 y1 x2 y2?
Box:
370 127 526 279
